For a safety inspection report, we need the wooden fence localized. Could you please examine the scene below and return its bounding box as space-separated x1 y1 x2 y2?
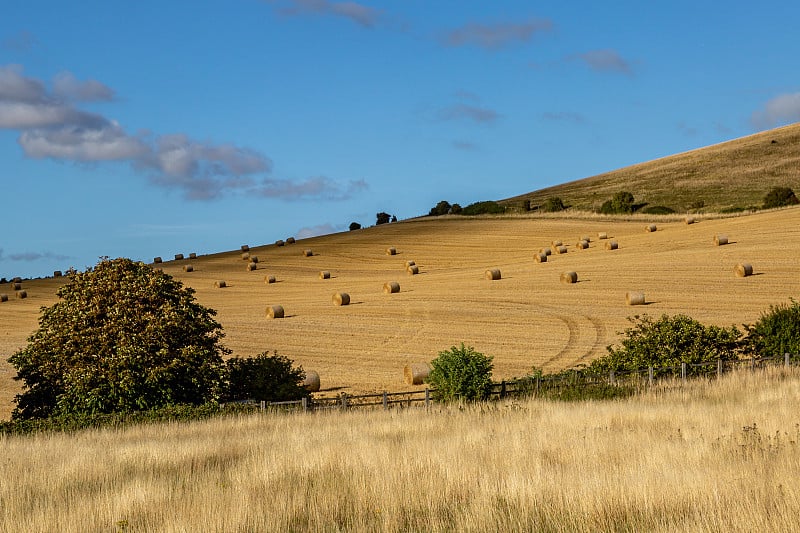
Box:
251 354 797 413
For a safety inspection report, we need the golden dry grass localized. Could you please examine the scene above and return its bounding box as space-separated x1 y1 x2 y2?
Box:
1 367 800 532
1 207 800 419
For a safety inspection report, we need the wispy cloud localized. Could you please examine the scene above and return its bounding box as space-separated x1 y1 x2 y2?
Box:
296 223 341 239
0 248 70 262
452 140 479 151
541 111 586 124
750 92 800 130
2 31 37 52
269 0 381 28
1 64 368 202
439 104 499 124
443 19 553 49
571 49 633 75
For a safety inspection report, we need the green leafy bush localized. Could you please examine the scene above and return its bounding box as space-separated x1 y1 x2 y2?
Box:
744 299 800 357
763 187 799 209
542 197 566 212
8 258 229 419
224 352 309 403
588 314 741 375
376 212 391 225
641 205 675 214
349 222 361 231
598 191 636 214
428 344 493 402
461 201 506 216
428 200 452 216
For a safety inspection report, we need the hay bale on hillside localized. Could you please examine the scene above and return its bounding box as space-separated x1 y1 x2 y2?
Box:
535 253 547 263
645 224 657 233
0 294 8 302
12 277 21 283
214 280 227 288
12 283 21 291
303 249 313 257
52 270 62 278
404 363 431 385
333 292 351 306
606 240 619 250
286 237 296 244
241 245 250 252
276 240 285 247
174 253 184 260
153 257 162 264
247 262 258 271
383 281 400 294
685 216 696 225
576 240 589 250
735 263 753 277
485 268 502 280
303 370 320 392
15 290 27 299
250 256 259 263
580 235 591 243
183 265 193 272
405 260 416 267
319 271 330 279
265 275 277 284
552 240 563 247
386 247 397 255
714 234 729 246
189 253 197 259
407 265 419 275
266 305 285 319
598 232 608 240
539 247 552 256
626 291 645 305
241 252 250 260
554 245 568 255
560 271 578 284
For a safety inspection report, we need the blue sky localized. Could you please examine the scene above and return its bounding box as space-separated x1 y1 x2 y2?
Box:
2 1 799 279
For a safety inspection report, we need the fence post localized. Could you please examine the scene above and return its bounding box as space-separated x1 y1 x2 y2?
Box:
609 370 615 386
340 393 348 411
717 359 722 379
382 391 388 410
500 380 506 399
786 353 791 368
536 375 540 395
301 396 308 412
260 400 265 412
648 366 654 386
681 362 686 382
424 388 430 408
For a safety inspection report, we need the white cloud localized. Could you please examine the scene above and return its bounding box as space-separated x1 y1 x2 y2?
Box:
572 49 633 75
751 92 800 130
296 223 341 239
444 19 553 49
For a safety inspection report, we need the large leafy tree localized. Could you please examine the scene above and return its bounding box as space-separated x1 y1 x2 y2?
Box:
223 352 309 403
8 258 229 419
744 299 800 357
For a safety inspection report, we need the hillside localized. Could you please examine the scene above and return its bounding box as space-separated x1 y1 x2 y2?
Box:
2 207 799 420
500 122 800 212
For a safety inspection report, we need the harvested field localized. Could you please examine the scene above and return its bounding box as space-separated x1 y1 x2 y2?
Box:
1 207 799 418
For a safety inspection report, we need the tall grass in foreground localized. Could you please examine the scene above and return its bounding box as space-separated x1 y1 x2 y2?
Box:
2 368 800 532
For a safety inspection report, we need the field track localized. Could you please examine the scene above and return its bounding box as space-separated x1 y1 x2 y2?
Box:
1 207 799 419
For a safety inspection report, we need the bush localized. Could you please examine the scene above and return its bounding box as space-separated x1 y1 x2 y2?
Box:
376 212 391 225
588 314 741 375
744 299 800 357
450 203 462 215
461 201 506 216
641 205 675 214
428 344 493 402
224 352 310 403
763 187 799 209
428 200 452 216
542 197 566 212
599 191 636 214
349 222 361 231
8 258 229 419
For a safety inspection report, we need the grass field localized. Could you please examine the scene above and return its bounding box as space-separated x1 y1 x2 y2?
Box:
1 206 799 420
1 366 799 532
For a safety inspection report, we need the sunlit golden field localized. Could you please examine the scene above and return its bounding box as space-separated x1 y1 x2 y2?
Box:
1 367 799 532
2 207 800 420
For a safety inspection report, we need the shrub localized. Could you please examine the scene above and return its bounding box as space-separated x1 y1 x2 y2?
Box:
599 191 635 214
588 314 741 375
428 343 493 402
428 200 452 216
8 258 229 419
461 201 506 216
349 222 362 231
450 203 462 215
376 212 391 225
542 197 566 212
224 352 310 403
744 299 800 357
763 187 799 209
641 205 675 214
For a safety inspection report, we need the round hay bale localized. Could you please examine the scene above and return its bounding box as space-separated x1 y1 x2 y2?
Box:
15 290 27 299
539 247 552 256
0 294 7 302
555 245 568 255
319 271 330 279
241 245 250 252
405 260 416 267
265 275 277 284
485 268 501 280
286 237 296 244
303 249 313 257
576 240 589 250
552 240 563 247
735 263 753 277
605 240 619 250
383 281 400 294
303 370 320 392
53 271 62 278
407 265 419 275
174 253 184 260
214 280 227 288
685 216 696 225
560 271 578 284
333 292 350 306
12 277 21 283
183 265 194 272
12 282 21 291
276 240 285 247
598 232 608 240
153 257 162 264
714 234 728 246
189 253 197 259
386 247 397 255
241 252 250 260
247 262 257 271
580 235 591 243
535 252 547 263
626 291 646 305
250 256 259 263
645 224 657 232
404 363 431 385
266 305 285 319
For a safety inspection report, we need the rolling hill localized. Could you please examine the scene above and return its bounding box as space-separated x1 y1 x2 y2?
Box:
500 122 800 213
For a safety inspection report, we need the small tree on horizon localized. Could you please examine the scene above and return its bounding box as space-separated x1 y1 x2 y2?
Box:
376 212 391 225
763 187 799 209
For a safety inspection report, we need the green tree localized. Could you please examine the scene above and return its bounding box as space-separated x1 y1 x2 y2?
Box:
8 258 228 419
744 299 800 357
763 187 799 209
428 200 452 216
461 201 506 216
349 222 362 231
428 343 494 402
376 212 391 225
450 203 463 215
599 191 636 214
542 197 566 212
588 314 741 376
224 352 309 403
